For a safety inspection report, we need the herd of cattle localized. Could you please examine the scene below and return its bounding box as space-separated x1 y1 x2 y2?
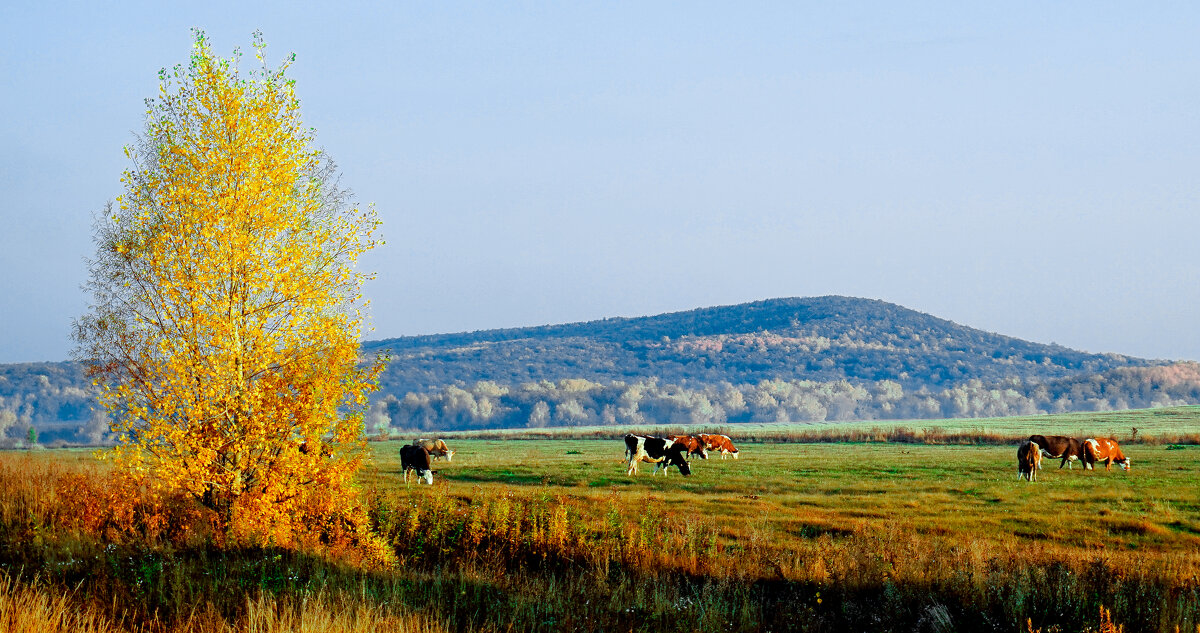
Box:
622 433 739 476
397 432 1131 485
1017 434 1131 482
397 433 739 483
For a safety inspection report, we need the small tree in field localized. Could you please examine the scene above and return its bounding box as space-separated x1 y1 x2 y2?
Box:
74 31 386 552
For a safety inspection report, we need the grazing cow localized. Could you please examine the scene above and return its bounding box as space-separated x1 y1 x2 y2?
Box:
699 434 739 459
1028 435 1084 469
667 435 709 460
1082 438 1131 471
400 445 434 484
624 434 692 476
412 438 455 462
1017 440 1041 481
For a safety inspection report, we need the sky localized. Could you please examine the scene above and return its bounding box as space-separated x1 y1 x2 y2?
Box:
2 2 1198 364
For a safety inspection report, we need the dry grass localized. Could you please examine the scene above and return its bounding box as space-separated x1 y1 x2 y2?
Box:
0 571 448 633
0 572 123 633
5 408 1200 632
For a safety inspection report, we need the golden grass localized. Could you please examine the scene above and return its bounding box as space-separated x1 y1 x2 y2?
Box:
0 571 449 633
0 572 123 633
6 410 1200 632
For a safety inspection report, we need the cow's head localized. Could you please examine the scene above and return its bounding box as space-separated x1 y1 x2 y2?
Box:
696 446 709 460
417 468 434 484
669 449 693 476
1117 458 1131 471
443 449 455 462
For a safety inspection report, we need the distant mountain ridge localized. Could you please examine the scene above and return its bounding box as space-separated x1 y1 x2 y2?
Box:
5 295 1198 441
365 296 1150 395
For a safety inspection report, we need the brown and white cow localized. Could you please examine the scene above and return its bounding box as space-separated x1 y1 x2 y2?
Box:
1028 435 1084 469
413 438 455 462
1082 438 1131 471
1017 440 1041 482
624 434 692 476
699 434 739 459
667 435 709 460
400 445 434 484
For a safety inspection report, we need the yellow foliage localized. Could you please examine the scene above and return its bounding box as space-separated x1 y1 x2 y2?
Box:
75 30 385 551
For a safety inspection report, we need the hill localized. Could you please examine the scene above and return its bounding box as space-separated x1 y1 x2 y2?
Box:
4 296 1199 441
365 296 1149 393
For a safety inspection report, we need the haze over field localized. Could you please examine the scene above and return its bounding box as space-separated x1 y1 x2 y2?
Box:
2 4 1200 364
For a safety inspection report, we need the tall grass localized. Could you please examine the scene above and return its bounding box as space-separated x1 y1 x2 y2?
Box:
3 451 1199 631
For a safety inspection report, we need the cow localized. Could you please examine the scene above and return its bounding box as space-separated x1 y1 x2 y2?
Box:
667 435 709 460
624 434 692 476
1028 435 1084 469
699 434 739 459
1017 440 1041 482
400 445 434 484
412 438 455 462
1082 438 1131 471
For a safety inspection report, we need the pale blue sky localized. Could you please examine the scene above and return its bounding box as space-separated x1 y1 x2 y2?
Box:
2 2 1198 363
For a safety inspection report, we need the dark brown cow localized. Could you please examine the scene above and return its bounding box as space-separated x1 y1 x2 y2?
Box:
412 438 455 462
1017 440 1041 482
699 434 739 459
1082 438 1131 471
668 435 709 460
400 445 434 484
1028 435 1084 469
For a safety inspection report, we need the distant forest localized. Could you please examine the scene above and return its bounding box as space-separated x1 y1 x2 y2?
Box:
3 297 1199 445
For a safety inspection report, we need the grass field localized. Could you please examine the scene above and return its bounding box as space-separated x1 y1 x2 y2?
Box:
430 405 1200 444
364 438 1200 557
3 407 1200 632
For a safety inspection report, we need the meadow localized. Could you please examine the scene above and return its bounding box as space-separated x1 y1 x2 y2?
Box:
2 408 1200 632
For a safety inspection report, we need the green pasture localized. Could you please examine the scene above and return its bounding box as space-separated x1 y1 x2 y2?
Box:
433 405 1200 440
364 438 1200 555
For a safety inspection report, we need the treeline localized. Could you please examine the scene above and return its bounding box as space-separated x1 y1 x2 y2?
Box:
0 362 106 447
6 360 1199 443
367 363 1200 433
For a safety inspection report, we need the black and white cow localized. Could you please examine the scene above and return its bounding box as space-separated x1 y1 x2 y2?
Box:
400 444 434 484
624 434 692 476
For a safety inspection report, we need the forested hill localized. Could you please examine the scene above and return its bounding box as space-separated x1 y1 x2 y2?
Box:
364 296 1150 395
6 296 1200 442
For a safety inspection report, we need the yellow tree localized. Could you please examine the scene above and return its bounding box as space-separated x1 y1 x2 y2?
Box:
74 31 385 548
